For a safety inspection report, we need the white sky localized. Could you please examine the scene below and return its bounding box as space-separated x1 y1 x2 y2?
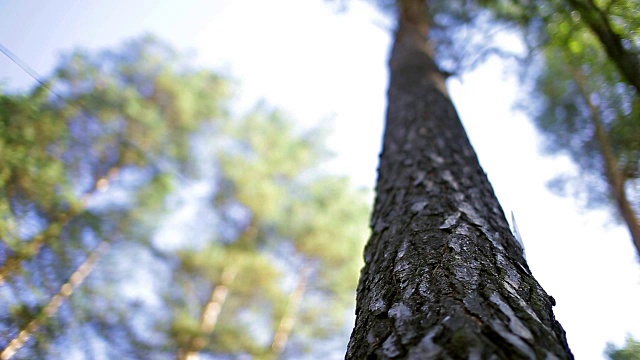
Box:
1 0 639 358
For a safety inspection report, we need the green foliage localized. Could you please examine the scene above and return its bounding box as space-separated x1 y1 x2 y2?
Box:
282 176 369 304
530 40 638 209
0 35 370 360
606 336 640 360
0 35 227 357
165 105 370 358
513 0 640 219
0 93 70 251
401 0 636 232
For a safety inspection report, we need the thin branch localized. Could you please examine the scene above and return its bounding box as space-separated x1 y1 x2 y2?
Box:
0 167 120 284
567 0 640 94
270 265 311 357
179 266 238 360
1 241 110 360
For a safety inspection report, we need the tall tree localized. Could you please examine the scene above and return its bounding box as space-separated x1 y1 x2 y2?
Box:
474 0 639 95
530 39 640 257
0 36 230 358
0 35 371 359
346 0 572 358
164 107 369 360
489 0 640 258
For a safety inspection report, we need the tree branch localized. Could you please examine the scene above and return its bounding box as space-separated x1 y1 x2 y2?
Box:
567 0 640 94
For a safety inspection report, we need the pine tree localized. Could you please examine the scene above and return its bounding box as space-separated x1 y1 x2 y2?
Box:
0 35 371 359
346 1 573 358
521 0 640 259
164 107 370 359
0 36 229 358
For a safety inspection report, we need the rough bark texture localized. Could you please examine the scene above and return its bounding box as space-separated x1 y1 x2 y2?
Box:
346 1 573 358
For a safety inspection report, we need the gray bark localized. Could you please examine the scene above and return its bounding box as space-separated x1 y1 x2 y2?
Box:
346 1 573 359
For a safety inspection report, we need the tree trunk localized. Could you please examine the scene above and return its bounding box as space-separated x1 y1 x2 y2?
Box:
0 166 121 284
270 265 311 357
346 1 573 358
1 241 110 360
571 67 640 259
179 266 238 360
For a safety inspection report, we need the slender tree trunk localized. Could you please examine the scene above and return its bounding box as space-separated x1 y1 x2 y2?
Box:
179 266 238 360
571 68 640 258
270 265 311 358
346 1 573 358
1 241 110 360
178 225 258 360
0 166 121 284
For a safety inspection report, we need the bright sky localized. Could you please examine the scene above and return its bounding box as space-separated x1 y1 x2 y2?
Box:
1 0 639 358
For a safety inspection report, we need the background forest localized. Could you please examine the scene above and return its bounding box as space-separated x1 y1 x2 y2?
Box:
1 0 639 359
0 36 371 359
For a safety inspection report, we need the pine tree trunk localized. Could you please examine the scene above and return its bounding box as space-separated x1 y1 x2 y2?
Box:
270 265 311 357
346 1 573 358
179 266 238 360
0 166 120 284
1 241 110 360
571 67 640 259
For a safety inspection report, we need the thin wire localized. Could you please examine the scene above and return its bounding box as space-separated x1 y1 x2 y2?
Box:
0 43 193 359
0 42 187 183
0 43 56 93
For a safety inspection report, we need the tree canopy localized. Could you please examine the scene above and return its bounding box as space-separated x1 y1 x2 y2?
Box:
0 35 370 359
511 0 640 257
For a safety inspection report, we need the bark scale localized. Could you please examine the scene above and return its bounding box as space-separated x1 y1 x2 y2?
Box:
346 1 573 358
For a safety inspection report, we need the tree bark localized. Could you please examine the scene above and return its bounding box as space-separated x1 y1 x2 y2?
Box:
346 1 573 358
